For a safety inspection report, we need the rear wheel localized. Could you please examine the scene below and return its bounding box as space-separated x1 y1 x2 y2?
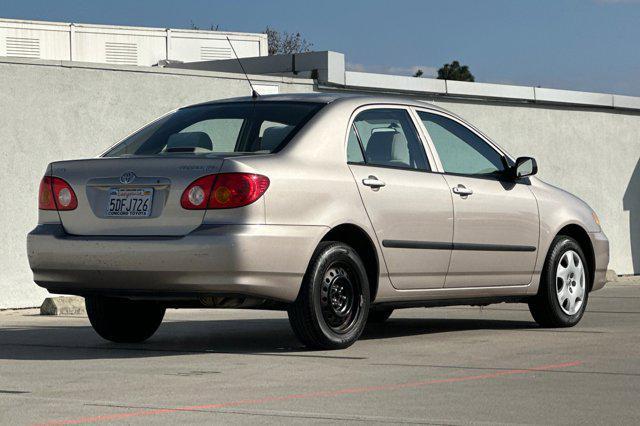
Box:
368 308 393 323
288 241 370 350
85 297 165 343
529 236 589 327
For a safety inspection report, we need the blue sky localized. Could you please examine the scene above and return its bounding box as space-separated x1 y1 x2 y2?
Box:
2 0 639 95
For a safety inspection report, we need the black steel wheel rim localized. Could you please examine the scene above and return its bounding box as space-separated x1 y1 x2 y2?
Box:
319 261 362 334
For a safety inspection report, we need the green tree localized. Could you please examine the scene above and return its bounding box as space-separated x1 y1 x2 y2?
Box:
189 20 220 31
413 69 424 78
437 61 475 82
265 27 313 55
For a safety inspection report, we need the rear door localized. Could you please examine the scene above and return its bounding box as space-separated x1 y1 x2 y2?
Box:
415 109 539 287
347 106 454 290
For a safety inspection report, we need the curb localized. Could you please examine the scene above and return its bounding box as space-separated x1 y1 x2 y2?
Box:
614 275 640 285
40 296 86 316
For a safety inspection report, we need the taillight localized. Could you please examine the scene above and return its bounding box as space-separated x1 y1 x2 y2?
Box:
209 173 270 209
38 176 78 211
180 175 217 210
180 173 270 210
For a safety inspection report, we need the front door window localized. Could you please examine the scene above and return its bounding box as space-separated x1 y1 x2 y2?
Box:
417 111 505 176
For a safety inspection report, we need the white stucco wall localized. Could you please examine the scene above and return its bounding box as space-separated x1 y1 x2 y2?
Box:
1 57 638 309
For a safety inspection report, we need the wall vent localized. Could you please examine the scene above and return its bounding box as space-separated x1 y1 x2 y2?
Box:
200 46 232 61
5 36 40 58
105 41 138 65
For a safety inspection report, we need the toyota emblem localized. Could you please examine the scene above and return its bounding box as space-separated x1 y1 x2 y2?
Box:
119 171 136 184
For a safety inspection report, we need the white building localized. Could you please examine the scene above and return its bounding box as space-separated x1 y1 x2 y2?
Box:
0 18 268 66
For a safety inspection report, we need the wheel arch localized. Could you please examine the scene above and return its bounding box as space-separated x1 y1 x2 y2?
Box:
556 224 596 291
320 223 380 302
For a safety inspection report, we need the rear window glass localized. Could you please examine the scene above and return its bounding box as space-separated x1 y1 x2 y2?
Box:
104 102 324 157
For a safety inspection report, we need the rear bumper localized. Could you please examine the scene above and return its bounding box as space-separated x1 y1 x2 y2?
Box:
590 231 610 292
27 224 328 303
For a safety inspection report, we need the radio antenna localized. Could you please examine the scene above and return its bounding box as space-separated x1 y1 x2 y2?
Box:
226 36 259 99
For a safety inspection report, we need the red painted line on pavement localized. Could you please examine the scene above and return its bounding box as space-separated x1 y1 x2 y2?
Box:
38 360 582 425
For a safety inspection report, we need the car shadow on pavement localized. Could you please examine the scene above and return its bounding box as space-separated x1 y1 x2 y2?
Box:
361 317 534 340
0 316 537 361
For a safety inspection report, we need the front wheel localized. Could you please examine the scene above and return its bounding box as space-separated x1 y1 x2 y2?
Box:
288 241 370 350
86 297 165 343
528 236 589 327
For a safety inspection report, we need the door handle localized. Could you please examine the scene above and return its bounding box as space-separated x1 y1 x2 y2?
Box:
452 185 473 196
362 176 386 188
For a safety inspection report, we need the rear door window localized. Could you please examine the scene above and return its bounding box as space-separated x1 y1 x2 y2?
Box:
352 108 429 171
347 125 365 163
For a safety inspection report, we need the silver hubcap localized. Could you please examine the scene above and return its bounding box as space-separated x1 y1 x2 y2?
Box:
556 250 585 315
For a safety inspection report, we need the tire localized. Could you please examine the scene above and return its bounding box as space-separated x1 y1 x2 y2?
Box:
288 241 370 350
85 296 165 343
368 308 393 324
528 236 590 327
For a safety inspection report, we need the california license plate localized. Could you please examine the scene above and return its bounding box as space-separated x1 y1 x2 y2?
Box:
106 188 153 217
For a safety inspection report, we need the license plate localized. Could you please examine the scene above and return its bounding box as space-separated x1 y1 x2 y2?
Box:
106 188 153 217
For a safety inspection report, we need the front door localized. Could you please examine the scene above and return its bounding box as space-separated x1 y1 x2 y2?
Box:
347 107 454 290
416 110 539 287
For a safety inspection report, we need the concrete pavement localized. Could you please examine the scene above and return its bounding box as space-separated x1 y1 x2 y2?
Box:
1 281 639 425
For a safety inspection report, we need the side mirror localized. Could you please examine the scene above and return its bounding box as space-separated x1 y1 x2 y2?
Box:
510 156 538 179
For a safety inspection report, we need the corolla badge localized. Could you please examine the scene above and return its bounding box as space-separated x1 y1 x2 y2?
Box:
119 171 137 184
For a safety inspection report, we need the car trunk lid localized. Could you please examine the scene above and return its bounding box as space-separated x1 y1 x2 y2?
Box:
50 156 224 236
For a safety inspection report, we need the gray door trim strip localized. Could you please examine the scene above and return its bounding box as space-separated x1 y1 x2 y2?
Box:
382 240 536 252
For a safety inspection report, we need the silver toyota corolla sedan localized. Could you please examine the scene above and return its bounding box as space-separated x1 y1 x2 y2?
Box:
27 93 609 349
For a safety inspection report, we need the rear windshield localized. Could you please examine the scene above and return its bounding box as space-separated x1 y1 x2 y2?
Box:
104 101 324 157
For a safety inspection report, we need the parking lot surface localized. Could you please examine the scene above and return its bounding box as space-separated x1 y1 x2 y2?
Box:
1 280 639 425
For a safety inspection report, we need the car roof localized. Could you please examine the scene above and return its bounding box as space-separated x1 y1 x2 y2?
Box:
187 92 450 113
